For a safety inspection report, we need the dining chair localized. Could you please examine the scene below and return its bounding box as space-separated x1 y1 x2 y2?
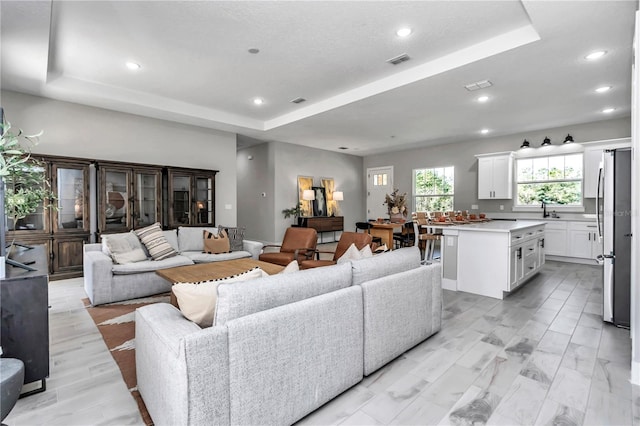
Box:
355 222 383 246
393 221 415 249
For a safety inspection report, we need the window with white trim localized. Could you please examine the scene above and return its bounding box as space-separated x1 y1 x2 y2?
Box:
516 153 583 206
413 166 454 211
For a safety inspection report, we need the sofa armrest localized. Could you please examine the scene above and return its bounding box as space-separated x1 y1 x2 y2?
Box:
243 240 263 259
136 303 230 425
83 249 115 306
84 243 102 253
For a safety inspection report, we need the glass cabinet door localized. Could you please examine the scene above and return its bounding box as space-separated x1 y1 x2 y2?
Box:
134 170 161 227
195 176 213 225
102 168 130 232
5 163 48 233
54 165 88 232
171 175 191 226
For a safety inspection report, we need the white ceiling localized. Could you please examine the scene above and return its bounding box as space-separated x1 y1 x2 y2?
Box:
1 1 637 156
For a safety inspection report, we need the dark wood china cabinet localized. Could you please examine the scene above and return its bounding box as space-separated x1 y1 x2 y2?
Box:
167 167 217 228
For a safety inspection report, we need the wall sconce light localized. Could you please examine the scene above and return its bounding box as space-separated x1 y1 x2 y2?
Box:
541 137 552 146
563 134 574 144
520 139 530 149
302 190 315 201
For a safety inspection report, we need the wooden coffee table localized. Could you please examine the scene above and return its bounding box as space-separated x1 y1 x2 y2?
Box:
157 258 284 306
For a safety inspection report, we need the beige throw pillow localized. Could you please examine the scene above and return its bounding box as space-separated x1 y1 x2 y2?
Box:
280 260 300 273
104 232 147 264
172 267 268 327
337 243 362 264
203 229 230 254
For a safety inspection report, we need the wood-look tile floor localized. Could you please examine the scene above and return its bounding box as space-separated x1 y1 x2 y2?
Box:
6 261 640 425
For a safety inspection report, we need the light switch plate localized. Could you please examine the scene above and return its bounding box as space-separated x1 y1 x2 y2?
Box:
500 205 504 210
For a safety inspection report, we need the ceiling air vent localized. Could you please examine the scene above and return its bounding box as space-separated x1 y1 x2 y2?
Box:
387 53 410 65
290 97 306 104
464 80 493 91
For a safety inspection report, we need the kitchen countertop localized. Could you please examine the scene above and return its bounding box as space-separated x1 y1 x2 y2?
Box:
486 212 596 222
442 220 546 233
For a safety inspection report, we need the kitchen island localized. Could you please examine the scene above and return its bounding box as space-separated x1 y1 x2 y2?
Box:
440 220 545 299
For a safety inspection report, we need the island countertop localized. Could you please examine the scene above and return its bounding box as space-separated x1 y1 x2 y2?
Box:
441 220 546 234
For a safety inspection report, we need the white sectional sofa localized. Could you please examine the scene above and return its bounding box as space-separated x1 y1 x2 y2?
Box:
135 247 442 426
83 226 263 306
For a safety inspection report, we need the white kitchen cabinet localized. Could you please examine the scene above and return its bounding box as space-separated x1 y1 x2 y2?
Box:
567 222 601 260
582 138 630 198
476 152 514 199
543 221 568 256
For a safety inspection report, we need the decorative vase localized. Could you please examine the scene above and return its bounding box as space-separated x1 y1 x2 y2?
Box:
389 213 405 223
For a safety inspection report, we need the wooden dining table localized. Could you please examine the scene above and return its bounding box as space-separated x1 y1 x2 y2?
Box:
368 221 405 249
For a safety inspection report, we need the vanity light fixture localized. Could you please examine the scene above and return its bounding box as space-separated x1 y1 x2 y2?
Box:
595 86 612 93
563 134 574 144
520 139 531 149
602 107 615 114
396 27 412 37
541 137 552 146
585 50 607 60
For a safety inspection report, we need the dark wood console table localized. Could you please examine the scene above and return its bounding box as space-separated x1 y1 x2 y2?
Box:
0 245 49 397
297 216 344 243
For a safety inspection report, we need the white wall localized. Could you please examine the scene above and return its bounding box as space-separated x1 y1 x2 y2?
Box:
1 90 238 226
237 141 364 243
363 117 631 216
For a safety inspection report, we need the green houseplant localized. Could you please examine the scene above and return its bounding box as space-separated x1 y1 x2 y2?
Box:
282 202 303 225
1 119 56 272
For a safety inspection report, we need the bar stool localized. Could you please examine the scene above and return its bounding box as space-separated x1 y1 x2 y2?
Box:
413 220 441 263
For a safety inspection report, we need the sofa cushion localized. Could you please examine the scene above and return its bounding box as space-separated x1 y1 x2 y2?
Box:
112 254 193 275
181 250 252 263
178 226 218 252
104 231 147 264
351 246 421 286
135 222 179 261
215 262 352 326
172 267 268 327
219 225 245 252
204 229 230 254
162 230 179 252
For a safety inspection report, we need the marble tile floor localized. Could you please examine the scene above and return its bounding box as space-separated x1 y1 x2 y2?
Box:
6 261 640 425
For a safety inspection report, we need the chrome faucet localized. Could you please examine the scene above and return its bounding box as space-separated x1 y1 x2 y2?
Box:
541 200 550 218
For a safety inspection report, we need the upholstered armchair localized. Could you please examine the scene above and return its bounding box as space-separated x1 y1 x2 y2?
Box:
259 227 318 266
299 231 372 269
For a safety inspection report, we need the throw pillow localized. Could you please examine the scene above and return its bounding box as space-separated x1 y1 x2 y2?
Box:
134 222 179 261
220 225 245 252
104 231 147 264
337 243 362 264
360 244 373 258
280 260 299 274
203 229 230 254
172 267 268 327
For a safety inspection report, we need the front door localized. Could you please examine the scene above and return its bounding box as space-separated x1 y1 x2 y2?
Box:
366 166 393 220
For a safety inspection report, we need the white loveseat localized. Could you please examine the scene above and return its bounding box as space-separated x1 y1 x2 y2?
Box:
83 226 263 306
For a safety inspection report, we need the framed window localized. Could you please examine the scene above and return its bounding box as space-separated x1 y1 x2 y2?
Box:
413 166 454 211
372 172 388 186
516 153 583 206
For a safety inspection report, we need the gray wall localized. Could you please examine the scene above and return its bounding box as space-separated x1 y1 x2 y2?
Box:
363 117 631 216
1 90 239 226
237 141 364 243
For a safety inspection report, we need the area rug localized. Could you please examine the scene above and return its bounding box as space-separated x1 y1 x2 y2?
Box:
83 294 170 426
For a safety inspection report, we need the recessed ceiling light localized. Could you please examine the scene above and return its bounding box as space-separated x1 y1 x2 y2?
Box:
253 98 264 106
595 86 612 93
480 129 490 134
602 107 615 113
396 27 412 37
126 62 141 70
585 50 607 60
477 96 489 103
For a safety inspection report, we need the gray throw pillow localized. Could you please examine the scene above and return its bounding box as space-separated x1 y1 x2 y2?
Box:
220 225 245 252
104 231 147 264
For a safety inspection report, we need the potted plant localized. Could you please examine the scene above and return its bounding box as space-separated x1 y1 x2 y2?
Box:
1 119 56 273
384 189 408 222
282 202 303 225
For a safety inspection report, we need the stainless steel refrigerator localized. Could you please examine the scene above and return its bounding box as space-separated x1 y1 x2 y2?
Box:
597 148 632 327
